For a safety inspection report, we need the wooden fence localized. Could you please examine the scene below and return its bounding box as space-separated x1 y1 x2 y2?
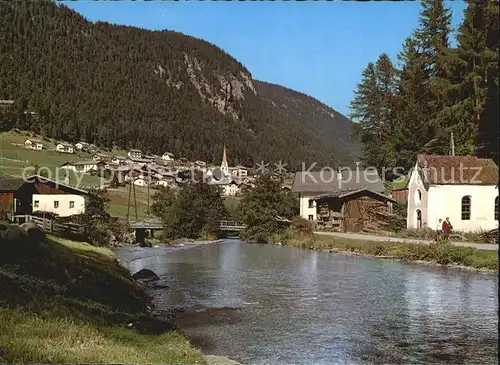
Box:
11 215 84 236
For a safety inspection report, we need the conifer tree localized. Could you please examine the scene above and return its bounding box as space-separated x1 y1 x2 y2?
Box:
350 53 398 174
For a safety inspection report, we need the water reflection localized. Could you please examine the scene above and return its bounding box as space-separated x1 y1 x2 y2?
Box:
115 241 498 365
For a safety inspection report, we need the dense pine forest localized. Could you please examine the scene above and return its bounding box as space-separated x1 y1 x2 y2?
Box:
0 0 359 169
351 0 499 175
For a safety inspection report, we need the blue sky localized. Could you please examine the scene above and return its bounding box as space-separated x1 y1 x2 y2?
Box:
63 1 467 117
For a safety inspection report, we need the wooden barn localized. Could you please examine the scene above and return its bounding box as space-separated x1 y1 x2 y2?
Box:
391 187 409 204
0 174 36 219
313 188 396 232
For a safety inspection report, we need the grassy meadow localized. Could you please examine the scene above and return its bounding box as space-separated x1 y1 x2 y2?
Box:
0 130 153 219
0 224 205 364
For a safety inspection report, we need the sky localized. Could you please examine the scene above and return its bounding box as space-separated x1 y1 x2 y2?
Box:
63 1 467 117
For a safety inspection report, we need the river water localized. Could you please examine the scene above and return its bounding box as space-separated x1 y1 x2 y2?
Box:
115 240 498 365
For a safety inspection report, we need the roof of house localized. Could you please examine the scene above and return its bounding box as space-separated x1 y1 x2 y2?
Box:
417 154 499 185
128 157 152 163
292 169 384 193
77 141 90 145
0 100 15 105
25 138 43 143
163 152 174 156
129 149 142 153
313 188 396 203
74 160 104 166
0 174 26 192
57 142 73 148
25 175 88 195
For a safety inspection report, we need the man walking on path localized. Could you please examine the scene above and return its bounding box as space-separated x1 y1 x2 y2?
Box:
442 217 453 241
436 219 443 242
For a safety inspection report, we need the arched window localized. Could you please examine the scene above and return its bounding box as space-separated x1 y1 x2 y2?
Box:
416 209 422 228
461 196 471 220
495 196 499 221
415 189 422 203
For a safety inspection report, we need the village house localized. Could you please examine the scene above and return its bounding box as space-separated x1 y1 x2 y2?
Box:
24 138 43 150
0 100 15 107
229 165 248 177
0 173 36 219
407 154 499 232
127 149 143 159
75 142 90 151
28 175 88 217
161 152 174 161
292 168 385 223
60 160 106 174
56 142 74 154
113 156 128 165
0 173 88 218
127 156 153 165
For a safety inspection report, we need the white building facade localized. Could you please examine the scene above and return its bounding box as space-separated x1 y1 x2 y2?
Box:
32 194 86 217
407 155 499 232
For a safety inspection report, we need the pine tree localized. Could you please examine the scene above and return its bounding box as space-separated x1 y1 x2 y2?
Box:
450 0 499 160
393 37 438 167
350 53 398 174
413 0 454 154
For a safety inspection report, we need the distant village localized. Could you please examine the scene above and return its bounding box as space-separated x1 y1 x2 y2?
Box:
1 129 497 237
23 136 291 197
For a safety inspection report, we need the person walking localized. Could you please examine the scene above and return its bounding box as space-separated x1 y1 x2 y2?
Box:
435 219 443 242
442 217 453 241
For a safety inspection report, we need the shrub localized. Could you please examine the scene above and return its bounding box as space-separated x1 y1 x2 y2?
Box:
290 216 314 238
386 215 406 233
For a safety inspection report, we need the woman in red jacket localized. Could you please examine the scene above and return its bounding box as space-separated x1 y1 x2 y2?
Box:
442 217 453 241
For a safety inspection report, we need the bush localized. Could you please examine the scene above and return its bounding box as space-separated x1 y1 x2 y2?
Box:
386 215 406 233
290 216 314 239
399 228 436 239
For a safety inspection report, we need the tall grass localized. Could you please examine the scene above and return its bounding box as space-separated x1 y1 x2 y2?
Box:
0 226 205 364
285 235 498 271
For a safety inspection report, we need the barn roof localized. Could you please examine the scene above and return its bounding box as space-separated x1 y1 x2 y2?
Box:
313 188 396 203
0 174 26 192
25 175 89 195
292 169 384 193
417 155 498 185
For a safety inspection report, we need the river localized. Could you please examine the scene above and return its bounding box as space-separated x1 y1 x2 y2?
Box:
115 239 498 365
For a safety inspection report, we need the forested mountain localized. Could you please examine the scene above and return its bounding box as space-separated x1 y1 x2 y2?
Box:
0 0 359 169
351 0 499 175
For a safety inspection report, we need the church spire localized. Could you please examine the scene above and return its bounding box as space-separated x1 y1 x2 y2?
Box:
221 145 229 176
222 145 228 167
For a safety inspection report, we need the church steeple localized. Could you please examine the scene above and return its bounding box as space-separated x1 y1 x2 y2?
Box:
221 145 229 176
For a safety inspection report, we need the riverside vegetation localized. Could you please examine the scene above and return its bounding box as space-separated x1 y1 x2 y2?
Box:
236 175 498 272
0 222 205 364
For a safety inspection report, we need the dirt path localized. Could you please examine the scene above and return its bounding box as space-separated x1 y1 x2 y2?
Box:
314 231 498 251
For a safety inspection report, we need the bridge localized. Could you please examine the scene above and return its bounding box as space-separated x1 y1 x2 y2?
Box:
122 218 246 244
218 220 246 231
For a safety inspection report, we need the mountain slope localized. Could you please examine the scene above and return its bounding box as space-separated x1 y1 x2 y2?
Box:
0 1 359 168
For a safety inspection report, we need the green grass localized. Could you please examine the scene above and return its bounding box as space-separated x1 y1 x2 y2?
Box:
0 131 154 218
49 235 118 260
285 234 499 271
0 225 205 364
0 308 203 364
107 186 152 219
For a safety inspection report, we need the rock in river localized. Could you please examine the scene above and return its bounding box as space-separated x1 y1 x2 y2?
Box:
132 268 160 282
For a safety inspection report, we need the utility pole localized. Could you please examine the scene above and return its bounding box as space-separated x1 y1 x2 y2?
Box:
126 179 132 223
147 174 150 216
133 179 138 220
450 131 455 156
